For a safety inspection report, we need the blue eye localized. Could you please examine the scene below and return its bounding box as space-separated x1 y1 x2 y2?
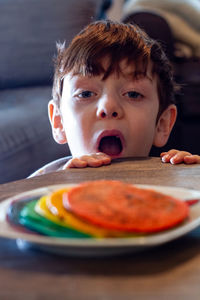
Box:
78 91 94 98
126 91 142 99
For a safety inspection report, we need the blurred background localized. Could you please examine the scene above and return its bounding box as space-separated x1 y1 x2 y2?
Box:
0 0 200 183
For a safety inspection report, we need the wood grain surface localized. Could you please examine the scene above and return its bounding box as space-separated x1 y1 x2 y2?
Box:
0 157 200 299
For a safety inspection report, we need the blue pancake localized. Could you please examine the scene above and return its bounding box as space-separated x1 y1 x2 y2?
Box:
8 198 91 238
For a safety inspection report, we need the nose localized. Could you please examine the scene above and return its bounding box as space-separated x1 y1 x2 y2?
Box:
96 94 124 120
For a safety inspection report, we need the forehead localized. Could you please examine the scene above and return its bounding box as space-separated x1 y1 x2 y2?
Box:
65 56 155 82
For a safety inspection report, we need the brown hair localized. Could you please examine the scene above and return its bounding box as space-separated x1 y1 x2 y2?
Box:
52 20 177 116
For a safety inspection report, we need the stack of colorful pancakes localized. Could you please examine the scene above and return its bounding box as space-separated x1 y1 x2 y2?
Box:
13 180 189 238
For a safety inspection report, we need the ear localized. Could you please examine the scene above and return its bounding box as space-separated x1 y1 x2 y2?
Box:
48 100 67 144
153 104 177 147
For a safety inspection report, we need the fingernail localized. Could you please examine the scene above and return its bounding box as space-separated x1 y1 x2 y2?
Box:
170 157 175 164
162 155 169 162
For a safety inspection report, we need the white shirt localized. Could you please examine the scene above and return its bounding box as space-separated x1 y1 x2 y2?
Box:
28 156 72 178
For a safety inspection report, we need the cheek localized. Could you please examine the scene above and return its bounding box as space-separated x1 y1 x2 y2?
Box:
127 106 158 150
61 108 77 133
129 107 157 131
61 104 92 142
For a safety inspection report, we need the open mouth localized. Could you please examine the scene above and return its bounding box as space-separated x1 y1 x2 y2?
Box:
98 136 123 156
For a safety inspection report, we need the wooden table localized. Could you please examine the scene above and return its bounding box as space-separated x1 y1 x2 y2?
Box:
0 157 200 299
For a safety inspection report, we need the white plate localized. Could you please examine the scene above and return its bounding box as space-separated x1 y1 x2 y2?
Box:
0 184 200 256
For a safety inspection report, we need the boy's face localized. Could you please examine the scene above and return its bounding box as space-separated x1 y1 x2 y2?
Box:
49 60 176 158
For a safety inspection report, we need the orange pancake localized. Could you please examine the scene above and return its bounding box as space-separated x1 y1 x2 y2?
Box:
46 188 136 237
63 180 189 233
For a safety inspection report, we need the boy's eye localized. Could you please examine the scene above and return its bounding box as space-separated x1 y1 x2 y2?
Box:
125 91 143 99
78 90 94 98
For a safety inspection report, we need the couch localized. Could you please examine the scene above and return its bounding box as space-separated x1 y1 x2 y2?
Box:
0 0 104 183
2 0 200 184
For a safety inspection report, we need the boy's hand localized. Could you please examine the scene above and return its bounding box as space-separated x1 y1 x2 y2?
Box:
160 149 200 164
62 152 111 169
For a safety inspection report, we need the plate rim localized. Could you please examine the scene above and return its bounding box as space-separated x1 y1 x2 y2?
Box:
0 183 200 249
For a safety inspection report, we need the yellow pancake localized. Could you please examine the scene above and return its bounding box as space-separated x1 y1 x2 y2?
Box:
35 195 68 227
45 188 134 238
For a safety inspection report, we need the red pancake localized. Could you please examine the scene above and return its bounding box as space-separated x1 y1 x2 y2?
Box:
63 180 189 233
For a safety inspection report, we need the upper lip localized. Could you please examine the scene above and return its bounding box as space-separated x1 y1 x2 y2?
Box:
96 129 125 152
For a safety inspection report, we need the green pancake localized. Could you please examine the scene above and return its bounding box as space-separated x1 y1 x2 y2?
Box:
19 200 91 238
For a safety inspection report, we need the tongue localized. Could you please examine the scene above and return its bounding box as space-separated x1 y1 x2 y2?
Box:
99 136 122 156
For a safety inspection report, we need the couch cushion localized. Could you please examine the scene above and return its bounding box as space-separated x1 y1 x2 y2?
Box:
0 0 102 89
0 86 69 183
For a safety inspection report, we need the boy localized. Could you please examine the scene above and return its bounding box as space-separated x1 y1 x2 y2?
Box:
30 20 200 177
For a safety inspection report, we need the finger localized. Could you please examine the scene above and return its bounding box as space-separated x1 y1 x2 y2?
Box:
87 157 107 167
160 152 167 157
169 152 192 164
63 158 88 169
161 150 192 163
161 149 180 163
93 152 111 164
63 153 111 169
84 154 111 167
183 155 200 164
